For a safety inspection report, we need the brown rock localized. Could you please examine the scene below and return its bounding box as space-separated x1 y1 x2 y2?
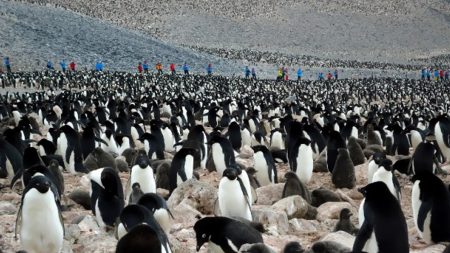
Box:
167 179 217 215
255 183 284 205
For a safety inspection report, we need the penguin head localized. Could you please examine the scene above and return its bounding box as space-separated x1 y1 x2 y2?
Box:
134 153 150 169
379 159 393 171
193 217 215 251
29 175 51 194
131 182 142 193
137 193 164 214
101 167 122 194
372 152 386 165
358 181 390 199
339 208 352 220
282 241 304 253
223 168 238 180
120 204 150 232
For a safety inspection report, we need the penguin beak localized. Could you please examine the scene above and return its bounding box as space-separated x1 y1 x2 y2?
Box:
196 244 202 251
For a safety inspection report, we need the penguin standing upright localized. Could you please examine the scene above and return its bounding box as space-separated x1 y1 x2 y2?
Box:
218 168 252 221
169 147 199 193
326 130 346 173
353 182 409 253
411 172 450 244
57 125 85 174
269 128 285 151
252 145 277 186
137 193 174 235
16 175 64 253
209 134 236 177
331 148 356 189
0 134 23 180
194 216 263 253
289 137 314 185
411 142 439 175
228 121 242 152
127 152 156 202
432 116 450 163
89 167 124 228
372 159 401 200
282 171 311 203
367 152 386 183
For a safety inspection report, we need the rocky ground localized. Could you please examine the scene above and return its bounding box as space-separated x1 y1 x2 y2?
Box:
1 148 450 253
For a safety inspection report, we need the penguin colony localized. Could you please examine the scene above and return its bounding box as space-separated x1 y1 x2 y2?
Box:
1 71 450 252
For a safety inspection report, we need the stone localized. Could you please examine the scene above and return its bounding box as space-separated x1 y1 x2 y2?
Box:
288 218 320 234
272 196 317 220
171 201 202 226
238 145 254 159
255 183 284 205
317 202 354 221
320 231 355 249
64 224 81 241
167 178 217 215
0 201 17 215
252 206 289 235
78 215 100 234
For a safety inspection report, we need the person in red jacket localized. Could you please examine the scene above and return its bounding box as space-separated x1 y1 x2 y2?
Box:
440 69 445 81
170 63 176 75
69 61 76 71
137 62 143 73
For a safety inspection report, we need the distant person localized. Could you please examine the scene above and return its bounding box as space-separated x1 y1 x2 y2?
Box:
244 66 251 78
326 72 332 80
421 68 426 80
60 60 67 72
95 61 104 71
47 60 54 70
251 67 256 79
137 62 143 73
445 70 449 81
334 69 339 79
318 72 324 81
69 61 76 71
426 68 431 81
183 63 189 75
440 69 444 81
156 62 163 75
143 61 149 73
207 64 213 75
284 68 289 81
297 68 303 80
277 67 283 81
170 63 176 75
4 57 11 73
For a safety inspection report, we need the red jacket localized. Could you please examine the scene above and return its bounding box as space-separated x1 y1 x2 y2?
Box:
138 64 143 73
69 62 76 71
170 63 175 71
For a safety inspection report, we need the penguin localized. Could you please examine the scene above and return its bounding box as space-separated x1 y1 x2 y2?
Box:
194 216 263 252
116 224 162 253
366 124 382 146
372 159 401 200
411 172 450 244
282 171 311 203
387 123 409 156
16 175 64 253
185 125 209 170
252 145 277 186
311 188 341 207
161 123 175 152
83 147 117 172
127 151 156 202
289 137 314 184
432 116 450 163
334 208 358 235
137 193 174 235
282 241 304 253
326 130 346 173
116 204 172 253
239 243 276 253
331 148 356 189
169 147 199 193
410 142 438 175
218 168 252 221
309 241 351 253
209 134 236 177
88 167 124 229
0 134 23 180
155 160 171 191
57 124 85 174
128 182 144 205
251 132 266 147
139 133 165 160
269 128 285 151
100 129 120 157
228 121 242 152
367 152 386 183
347 136 365 166
353 182 409 253
48 159 64 194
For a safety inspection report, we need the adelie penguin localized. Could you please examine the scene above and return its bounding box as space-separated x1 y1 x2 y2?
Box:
89 167 125 229
57 124 86 174
411 172 450 244
371 159 401 200
137 192 174 235
252 145 277 186
334 208 358 235
116 204 172 253
126 152 156 203
218 168 253 221
227 120 242 152
431 116 450 164
353 182 409 253
326 130 346 173
331 148 356 189
194 216 263 253
367 152 386 183
16 175 64 253
209 134 236 177
169 147 199 193
282 171 311 203
0 134 23 180
289 137 314 185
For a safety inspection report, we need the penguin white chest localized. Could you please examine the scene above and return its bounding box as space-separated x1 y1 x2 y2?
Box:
177 155 194 184
253 152 271 186
162 128 175 152
241 129 252 147
372 170 398 200
131 166 156 194
270 132 284 150
296 144 313 184
410 130 422 150
20 189 63 253
212 143 226 176
218 178 252 221
435 123 450 160
367 160 379 183
154 208 172 235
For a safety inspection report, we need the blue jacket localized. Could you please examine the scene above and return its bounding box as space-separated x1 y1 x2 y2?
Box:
297 69 303 77
4 58 10 66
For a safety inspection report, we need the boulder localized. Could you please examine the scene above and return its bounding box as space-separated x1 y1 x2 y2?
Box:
272 196 317 220
168 179 217 215
317 202 354 221
320 231 355 249
255 183 284 205
0 201 17 215
252 206 289 235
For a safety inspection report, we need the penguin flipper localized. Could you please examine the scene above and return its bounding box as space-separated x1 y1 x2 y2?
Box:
353 221 373 252
15 204 22 240
418 201 432 231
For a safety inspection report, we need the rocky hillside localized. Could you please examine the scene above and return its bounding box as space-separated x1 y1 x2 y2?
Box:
13 0 450 63
0 0 240 73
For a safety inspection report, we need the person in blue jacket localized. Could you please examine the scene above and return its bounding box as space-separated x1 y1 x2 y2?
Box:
143 61 149 73
47 60 54 70
251 67 256 79
183 62 189 75
4 57 11 73
421 68 426 80
60 60 67 72
318 72 324 81
96 61 104 71
207 64 213 75
244 66 251 78
297 68 303 80
334 69 339 79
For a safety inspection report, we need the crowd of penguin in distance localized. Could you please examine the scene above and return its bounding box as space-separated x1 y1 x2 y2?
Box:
2 70 450 253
